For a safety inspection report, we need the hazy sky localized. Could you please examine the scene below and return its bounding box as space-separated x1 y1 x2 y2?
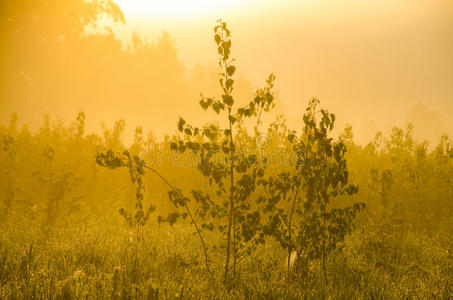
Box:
110 0 453 144
1 0 452 145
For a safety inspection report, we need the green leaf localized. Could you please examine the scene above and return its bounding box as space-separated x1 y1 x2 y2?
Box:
184 128 192 136
214 34 221 45
222 95 234 106
177 117 185 132
212 102 221 114
226 79 234 91
222 40 231 51
200 99 209 110
226 65 236 76
204 128 211 138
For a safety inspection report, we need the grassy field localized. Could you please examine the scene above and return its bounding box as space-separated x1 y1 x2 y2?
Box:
1 216 451 299
1 103 452 299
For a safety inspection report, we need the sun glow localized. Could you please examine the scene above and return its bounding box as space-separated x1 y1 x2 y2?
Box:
114 0 246 19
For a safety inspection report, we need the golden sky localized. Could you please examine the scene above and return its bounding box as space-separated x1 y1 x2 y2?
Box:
110 0 453 143
1 0 452 145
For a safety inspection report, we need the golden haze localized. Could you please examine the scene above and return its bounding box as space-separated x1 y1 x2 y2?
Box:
1 0 452 143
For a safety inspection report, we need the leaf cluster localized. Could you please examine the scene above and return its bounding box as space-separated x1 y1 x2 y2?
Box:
96 150 155 227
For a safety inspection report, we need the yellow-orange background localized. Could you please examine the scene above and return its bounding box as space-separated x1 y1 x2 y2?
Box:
1 0 452 145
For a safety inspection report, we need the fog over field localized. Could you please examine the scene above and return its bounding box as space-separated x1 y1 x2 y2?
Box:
1 0 452 145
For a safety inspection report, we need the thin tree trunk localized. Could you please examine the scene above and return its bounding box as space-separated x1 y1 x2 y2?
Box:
287 183 300 281
224 109 235 287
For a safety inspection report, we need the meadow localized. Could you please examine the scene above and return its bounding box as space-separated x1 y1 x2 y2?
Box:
1 10 452 299
1 65 452 298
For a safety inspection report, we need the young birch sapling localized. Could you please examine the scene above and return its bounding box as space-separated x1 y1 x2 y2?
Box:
262 98 366 284
169 20 276 288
